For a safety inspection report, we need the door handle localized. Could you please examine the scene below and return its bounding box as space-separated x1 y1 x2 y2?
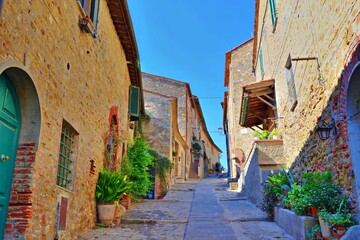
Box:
1 154 9 161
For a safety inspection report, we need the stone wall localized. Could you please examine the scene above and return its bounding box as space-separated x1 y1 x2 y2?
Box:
225 39 256 178
253 0 360 212
0 1 133 238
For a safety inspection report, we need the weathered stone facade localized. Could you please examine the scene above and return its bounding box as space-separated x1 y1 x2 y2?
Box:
142 73 221 180
252 0 360 215
223 39 256 178
0 0 141 239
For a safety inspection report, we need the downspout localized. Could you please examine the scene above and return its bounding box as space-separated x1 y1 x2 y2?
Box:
225 121 231 177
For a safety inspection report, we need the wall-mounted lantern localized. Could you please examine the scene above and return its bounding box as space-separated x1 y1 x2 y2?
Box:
316 124 335 140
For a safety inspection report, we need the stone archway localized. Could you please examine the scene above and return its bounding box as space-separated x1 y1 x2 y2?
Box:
347 63 360 208
0 66 41 239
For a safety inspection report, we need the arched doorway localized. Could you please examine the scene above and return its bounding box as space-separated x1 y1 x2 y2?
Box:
347 63 360 207
0 73 21 239
0 65 41 239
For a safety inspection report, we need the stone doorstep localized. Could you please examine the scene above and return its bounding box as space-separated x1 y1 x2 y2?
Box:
275 207 318 240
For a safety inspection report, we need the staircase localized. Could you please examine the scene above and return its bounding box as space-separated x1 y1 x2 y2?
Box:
188 162 198 179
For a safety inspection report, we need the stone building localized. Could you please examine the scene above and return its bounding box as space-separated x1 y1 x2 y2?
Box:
248 0 360 216
142 90 187 197
0 0 142 239
193 96 222 178
222 38 256 179
142 73 221 180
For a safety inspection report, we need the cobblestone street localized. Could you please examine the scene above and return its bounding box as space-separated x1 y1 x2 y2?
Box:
77 175 293 240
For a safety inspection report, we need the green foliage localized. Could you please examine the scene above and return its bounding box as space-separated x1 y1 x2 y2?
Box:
149 150 173 194
261 171 291 218
318 196 354 227
120 136 154 197
192 135 197 141
95 168 130 204
282 171 345 216
192 142 202 159
268 129 281 139
306 225 322 240
301 171 343 211
253 130 270 140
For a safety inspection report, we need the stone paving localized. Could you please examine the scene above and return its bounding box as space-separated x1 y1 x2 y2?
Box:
77 175 293 240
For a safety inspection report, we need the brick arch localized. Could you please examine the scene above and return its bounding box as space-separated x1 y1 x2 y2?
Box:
333 38 360 214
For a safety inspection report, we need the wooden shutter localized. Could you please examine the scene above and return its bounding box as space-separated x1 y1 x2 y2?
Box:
285 55 298 111
129 85 140 121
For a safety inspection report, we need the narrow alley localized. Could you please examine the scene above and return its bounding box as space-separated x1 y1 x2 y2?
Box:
77 175 292 240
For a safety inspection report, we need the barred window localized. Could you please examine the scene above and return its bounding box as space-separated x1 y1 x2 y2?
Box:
57 120 78 190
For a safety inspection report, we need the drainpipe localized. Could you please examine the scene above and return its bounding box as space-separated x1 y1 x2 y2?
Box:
54 202 60 240
225 121 231 177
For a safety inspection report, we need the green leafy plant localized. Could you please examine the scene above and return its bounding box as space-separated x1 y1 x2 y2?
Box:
149 150 173 195
253 130 270 140
192 142 202 159
306 225 322 240
119 136 154 198
318 196 354 227
261 171 291 218
268 129 281 139
95 168 130 204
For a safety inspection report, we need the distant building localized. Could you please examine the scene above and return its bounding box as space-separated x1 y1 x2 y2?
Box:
0 0 142 239
142 73 221 181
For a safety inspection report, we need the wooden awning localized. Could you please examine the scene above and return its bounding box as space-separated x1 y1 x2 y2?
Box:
239 79 275 128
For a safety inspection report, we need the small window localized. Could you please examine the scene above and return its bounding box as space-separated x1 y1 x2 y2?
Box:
259 47 265 79
57 120 78 190
78 0 100 36
269 0 277 27
129 85 141 121
285 54 298 111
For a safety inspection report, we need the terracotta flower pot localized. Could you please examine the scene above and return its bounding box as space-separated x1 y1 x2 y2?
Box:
330 224 346 239
120 195 131 210
306 207 318 216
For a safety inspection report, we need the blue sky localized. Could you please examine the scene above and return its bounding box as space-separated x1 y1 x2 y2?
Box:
128 1 254 168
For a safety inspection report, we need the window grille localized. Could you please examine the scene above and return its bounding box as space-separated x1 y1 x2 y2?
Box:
57 122 77 190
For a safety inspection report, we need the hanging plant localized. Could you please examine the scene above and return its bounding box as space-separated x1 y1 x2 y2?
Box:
192 142 201 159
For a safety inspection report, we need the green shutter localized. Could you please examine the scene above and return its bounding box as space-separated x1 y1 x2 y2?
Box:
129 85 140 121
269 0 277 26
259 47 264 78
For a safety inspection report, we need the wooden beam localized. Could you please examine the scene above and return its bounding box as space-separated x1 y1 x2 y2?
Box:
256 95 276 109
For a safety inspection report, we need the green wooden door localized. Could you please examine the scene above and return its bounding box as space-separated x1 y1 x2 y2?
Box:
0 74 21 239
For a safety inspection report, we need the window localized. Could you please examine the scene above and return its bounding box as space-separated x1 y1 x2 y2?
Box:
259 47 265 79
129 85 140 121
285 54 298 111
269 0 277 27
57 120 78 190
78 0 100 36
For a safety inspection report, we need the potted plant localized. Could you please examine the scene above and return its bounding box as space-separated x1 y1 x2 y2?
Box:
95 168 129 225
318 197 354 239
307 225 323 240
253 130 270 140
